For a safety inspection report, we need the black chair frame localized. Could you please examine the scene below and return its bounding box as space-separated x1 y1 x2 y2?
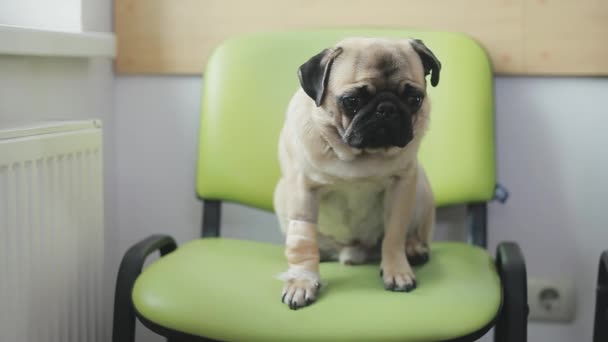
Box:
594 250 608 342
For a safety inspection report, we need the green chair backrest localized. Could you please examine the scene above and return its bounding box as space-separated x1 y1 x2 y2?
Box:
196 29 495 211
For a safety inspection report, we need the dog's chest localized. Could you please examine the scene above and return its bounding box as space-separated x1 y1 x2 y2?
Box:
317 180 387 245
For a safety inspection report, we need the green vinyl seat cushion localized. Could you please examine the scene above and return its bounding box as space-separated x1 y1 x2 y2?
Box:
132 239 501 342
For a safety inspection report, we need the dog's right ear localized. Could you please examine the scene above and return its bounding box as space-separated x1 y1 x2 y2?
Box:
298 47 343 107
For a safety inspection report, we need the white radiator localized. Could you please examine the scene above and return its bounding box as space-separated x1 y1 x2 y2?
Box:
0 120 105 342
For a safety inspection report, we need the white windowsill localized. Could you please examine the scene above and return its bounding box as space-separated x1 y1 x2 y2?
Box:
0 25 115 58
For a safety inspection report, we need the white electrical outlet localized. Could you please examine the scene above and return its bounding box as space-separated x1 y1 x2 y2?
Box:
528 277 576 322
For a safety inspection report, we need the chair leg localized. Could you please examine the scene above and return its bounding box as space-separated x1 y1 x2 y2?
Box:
112 235 178 342
494 242 528 342
593 250 608 342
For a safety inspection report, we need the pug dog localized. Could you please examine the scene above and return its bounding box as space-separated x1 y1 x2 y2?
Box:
274 37 441 310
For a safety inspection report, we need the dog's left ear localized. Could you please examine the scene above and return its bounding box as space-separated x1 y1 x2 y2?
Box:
298 47 343 107
410 39 441 87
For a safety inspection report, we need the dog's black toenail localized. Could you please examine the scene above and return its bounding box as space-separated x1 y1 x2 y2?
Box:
404 280 417 292
380 269 384 277
281 293 287 303
305 297 314 305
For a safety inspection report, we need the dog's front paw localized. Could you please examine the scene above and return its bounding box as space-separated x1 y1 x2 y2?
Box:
380 260 416 292
279 270 321 310
406 238 430 266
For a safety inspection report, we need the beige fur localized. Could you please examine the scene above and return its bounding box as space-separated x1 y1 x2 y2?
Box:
274 38 438 309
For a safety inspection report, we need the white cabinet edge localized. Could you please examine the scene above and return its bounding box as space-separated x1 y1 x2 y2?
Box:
0 25 115 58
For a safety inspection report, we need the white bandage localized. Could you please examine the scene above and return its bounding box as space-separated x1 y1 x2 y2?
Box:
278 220 320 280
276 269 321 283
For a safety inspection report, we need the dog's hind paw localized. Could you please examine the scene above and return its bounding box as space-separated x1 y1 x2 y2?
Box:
406 238 430 266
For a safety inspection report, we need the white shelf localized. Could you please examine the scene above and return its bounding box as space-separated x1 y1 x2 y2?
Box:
0 25 115 58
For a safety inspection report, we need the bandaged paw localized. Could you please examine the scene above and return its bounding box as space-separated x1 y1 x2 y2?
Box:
284 220 320 272
279 220 321 309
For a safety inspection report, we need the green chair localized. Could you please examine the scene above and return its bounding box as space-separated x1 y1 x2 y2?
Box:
112 29 528 342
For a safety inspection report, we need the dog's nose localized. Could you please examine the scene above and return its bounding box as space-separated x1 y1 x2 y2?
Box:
376 102 396 117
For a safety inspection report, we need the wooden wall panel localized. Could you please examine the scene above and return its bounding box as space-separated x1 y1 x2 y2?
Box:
523 0 608 75
114 0 608 75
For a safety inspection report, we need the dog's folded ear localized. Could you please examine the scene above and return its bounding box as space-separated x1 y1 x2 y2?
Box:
410 39 441 87
298 47 343 107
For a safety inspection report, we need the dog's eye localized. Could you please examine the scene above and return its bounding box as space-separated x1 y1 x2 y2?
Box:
341 96 361 112
407 94 423 108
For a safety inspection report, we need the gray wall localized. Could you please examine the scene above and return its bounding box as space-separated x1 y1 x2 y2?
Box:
115 75 608 342
0 1 115 339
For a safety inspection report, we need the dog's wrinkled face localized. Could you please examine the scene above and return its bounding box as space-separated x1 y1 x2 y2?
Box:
298 38 441 150
337 76 424 149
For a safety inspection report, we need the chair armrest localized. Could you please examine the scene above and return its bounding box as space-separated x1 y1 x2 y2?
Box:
594 250 608 342
494 242 528 342
112 235 177 342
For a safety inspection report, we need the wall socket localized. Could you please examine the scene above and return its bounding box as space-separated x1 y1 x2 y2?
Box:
528 277 576 322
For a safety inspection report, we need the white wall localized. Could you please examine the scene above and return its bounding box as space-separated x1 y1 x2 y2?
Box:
0 0 114 339
0 0 82 31
490 77 608 341
114 75 608 342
